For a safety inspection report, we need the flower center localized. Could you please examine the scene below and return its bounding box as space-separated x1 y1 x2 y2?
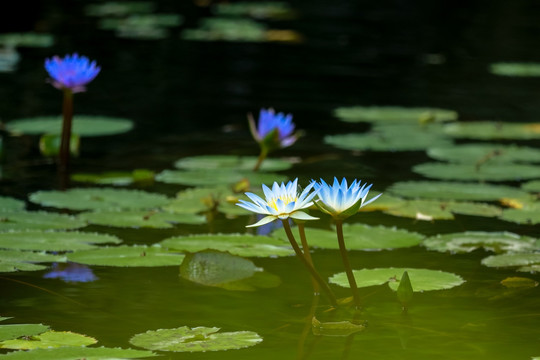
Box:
268 194 297 212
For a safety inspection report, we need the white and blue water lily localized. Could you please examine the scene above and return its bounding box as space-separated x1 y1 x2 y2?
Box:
312 177 382 220
236 178 319 227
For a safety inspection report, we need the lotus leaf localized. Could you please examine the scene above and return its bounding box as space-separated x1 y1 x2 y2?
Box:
129 326 262 352
443 121 540 140
422 231 539 253
427 144 540 164
0 324 49 341
413 162 540 182
78 210 205 228
67 245 185 267
333 105 458 124
0 211 86 232
174 155 293 172
0 346 156 359
6 116 133 137
0 231 121 252
0 331 97 350
490 62 540 77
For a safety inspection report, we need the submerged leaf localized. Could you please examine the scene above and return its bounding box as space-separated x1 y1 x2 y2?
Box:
0 331 97 350
67 245 185 267
0 346 155 359
311 317 366 337
500 277 538 288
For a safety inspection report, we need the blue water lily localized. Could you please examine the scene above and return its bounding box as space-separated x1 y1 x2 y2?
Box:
45 53 101 93
249 108 299 149
312 177 382 220
236 178 319 227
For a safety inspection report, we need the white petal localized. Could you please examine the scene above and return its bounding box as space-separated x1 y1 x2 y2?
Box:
290 211 319 221
246 215 278 228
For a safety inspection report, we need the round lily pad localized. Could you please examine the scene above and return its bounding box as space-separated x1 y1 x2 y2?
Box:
522 180 540 192
162 186 237 214
213 2 295 19
6 116 134 137
0 346 156 359
333 106 458 124
0 196 25 211
129 326 262 352
443 121 540 140
174 155 293 172
0 324 49 342
85 2 155 16
29 188 170 211
427 144 540 164
0 249 64 263
0 331 97 350
482 253 540 269
329 268 465 292
71 169 155 186
182 18 268 42
0 33 54 47
271 224 423 250
500 203 540 225
387 181 531 201
412 162 540 182
67 245 185 267
423 231 539 253
490 62 540 77
155 169 287 186
78 210 205 228
160 233 293 257
382 199 502 220
0 211 86 232
0 231 122 252
0 261 47 273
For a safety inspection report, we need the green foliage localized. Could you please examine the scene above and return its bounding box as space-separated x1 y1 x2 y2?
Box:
0 346 156 359
39 133 80 157
0 211 86 232
0 196 25 211
443 121 540 140
78 210 205 228
0 231 121 252
423 231 539 253
155 169 287 186
412 162 540 182
333 106 458 124
71 169 155 186
0 331 97 350
482 253 540 271
0 324 50 342
500 202 540 225
182 18 268 42
67 245 185 267
427 144 540 164
0 33 54 47
490 62 540 77
382 199 502 220
174 155 293 172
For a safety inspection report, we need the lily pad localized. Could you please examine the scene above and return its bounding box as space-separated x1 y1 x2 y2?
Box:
162 186 236 214
500 203 540 225
382 199 502 220
443 121 540 140
482 253 540 271
422 231 539 253
67 245 185 267
213 2 295 19
329 268 465 292
333 106 458 124
6 116 134 137
0 211 86 232
174 155 293 172
0 331 97 350
412 162 540 182
0 324 49 341
182 18 268 42
387 181 531 201
85 2 155 16
0 249 65 263
29 188 170 211
0 230 121 252
0 33 54 48
155 169 287 186
271 224 423 250
71 169 155 186
522 180 540 192
78 210 205 228
161 233 293 257
0 261 47 273
490 62 540 77
0 346 156 359
0 197 25 211
426 144 540 164
129 326 262 352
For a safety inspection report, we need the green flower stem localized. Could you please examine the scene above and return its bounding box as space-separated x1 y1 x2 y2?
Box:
335 220 361 308
281 219 338 307
252 147 268 172
59 88 74 172
297 222 319 292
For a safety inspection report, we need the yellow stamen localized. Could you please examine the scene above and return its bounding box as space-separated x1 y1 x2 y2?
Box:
268 195 297 211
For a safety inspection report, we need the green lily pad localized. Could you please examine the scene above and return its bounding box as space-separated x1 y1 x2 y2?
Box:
161 233 293 257
271 224 423 250
213 2 295 19
0 249 65 263
0 211 86 232
0 261 47 273
423 232 539 253
0 197 25 211
329 268 465 292
129 326 262 352
0 323 49 341
78 210 205 228
412 162 540 182
71 169 155 186
482 253 540 270
489 62 540 77
67 245 185 267
85 2 155 16
0 33 54 48
522 180 540 192
500 203 540 225
382 199 502 220
155 169 287 186
162 186 236 214
6 116 134 137
333 106 458 124
443 121 540 140
174 155 293 172
29 188 170 211
0 331 97 350
426 144 540 164
182 18 268 42
387 181 531 201
324 124 452 151
0 231 121 252
0 346 156 359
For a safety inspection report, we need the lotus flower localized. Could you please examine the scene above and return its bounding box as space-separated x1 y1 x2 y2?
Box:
45 53 100 93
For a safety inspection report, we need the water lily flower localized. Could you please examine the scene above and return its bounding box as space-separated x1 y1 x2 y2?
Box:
236 178 319 227
312 177 382 220
249 108 299 150
45 53 101 93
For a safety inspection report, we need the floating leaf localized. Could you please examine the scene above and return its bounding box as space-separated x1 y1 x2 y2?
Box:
329 268 465 292
0 261 47 273
427 144 540 164
39 133 79 157
333 106 458 124
490 62 540 77
311 317 365 337
78 210 205 228
213 2 295 19
0 324 49 342
482 253 540 270
162 186 247 215
500 277 538 288
383 199 502 220
387 181 531 201
129 326 262 352
0 196 25 211
6 116 134 137
500 203 540 225
71 169 154 186
271 224 423 250
85 2 155 16
0 33 54 48
0 249 64 263
443 121 540 140
0 211 86 232
67 245 184 267
0 231 121 252
29 188 170 211
174 155 293 172
413 162 540 182
161 233 293 257
422 231 538 253
182 18 268 42
0 331 97 350
156 169 287 186
522 180 540 192
0 346 156 359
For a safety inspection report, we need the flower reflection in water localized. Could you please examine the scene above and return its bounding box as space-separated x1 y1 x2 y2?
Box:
44 262 98 283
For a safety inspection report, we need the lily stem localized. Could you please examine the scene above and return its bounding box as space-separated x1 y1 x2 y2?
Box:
297 222 319 292
252 147 268 172
335 220 361 309
59 88 73 174
281 219 338 307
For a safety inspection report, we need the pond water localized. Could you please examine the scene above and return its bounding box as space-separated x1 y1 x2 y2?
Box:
1 1 540 359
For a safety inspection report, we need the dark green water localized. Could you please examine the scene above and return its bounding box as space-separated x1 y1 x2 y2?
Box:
1 1 540 359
